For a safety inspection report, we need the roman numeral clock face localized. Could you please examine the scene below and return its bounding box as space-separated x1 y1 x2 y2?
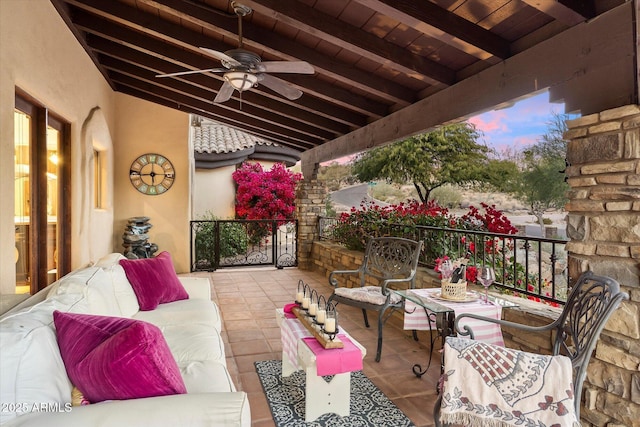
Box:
129 153 175 195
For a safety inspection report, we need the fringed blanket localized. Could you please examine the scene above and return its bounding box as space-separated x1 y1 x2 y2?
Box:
440 337 580 427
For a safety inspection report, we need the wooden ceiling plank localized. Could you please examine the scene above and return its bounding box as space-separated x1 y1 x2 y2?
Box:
242 0 457 85
103 58 337 141
65 0 388 118
77 18 368 129
85 34 351 136
521 0 595 25
353 0 510 59
301 1 635 177
138 0 415 106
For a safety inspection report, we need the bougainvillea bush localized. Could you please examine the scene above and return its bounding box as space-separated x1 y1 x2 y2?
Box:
232 162 302 243
233 162 302 220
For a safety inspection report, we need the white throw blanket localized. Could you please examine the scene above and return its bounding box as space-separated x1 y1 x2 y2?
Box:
440 337 580 427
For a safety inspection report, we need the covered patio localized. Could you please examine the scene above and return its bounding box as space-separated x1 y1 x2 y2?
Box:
0 0 638 425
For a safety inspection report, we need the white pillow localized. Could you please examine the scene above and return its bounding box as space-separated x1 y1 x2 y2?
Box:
0 316 72 423
46 267 121 316
94 253 140 317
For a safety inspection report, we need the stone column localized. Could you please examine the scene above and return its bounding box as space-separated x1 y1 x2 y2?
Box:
296 180 326 270
564 104 640 426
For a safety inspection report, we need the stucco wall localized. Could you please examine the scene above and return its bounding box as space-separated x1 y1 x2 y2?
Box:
113 94 191 273
0 0 116 293
193 166 237 220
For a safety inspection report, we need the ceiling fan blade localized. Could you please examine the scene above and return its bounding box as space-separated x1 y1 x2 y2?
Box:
258 74 303 100
200 47 241 68
156 68 227 78
214 81 235 103
256 61 315 74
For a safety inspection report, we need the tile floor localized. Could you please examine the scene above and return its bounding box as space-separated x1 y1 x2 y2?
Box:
187 267 440 427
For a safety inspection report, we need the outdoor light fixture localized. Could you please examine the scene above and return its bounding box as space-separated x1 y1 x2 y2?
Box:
223 71 258 92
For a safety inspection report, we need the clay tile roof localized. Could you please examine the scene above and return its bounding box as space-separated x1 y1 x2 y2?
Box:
192 119 276 154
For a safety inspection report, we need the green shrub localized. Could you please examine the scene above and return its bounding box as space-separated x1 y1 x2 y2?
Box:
194 212 248 268
430 184 462 208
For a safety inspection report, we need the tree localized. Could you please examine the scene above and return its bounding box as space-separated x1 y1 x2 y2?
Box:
512 112 570 234
351 123 489 203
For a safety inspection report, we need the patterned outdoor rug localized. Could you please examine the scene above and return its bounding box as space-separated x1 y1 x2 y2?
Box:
255 360 415 427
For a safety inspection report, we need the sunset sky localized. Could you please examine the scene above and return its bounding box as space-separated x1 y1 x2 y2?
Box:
469 91 567 154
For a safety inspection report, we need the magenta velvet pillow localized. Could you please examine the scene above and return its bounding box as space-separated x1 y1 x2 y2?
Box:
119 251 188 311
53 311 186 403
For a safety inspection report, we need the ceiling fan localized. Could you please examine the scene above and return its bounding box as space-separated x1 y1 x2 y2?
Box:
156 2 314 104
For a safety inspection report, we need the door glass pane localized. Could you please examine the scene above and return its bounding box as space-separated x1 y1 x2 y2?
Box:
46 126 60 285
14 110 30 293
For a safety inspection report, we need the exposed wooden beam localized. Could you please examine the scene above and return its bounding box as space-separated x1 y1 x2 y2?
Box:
101 56 337 141
86 35 352 136
301 2 635 178
242 0 456 85
75 19 368 129
353 0 510 59
521 0 596 25
66 0 390 118
138 0 416 107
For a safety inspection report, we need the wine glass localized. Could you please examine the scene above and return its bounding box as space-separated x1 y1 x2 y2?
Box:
477 266 496 303
439 259 454 281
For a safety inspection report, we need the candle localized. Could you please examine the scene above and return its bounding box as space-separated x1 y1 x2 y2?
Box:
324 317 336 333
309 302 317 316
316 309 326 324
296 291 303 303
302 296 310 309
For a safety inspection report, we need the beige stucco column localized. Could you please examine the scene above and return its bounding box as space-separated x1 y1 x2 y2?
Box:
564 104 640 425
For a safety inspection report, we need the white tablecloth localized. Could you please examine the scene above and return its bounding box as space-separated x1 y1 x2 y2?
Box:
403 288 505 346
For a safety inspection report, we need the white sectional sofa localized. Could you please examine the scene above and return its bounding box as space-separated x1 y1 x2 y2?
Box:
0 253 250 426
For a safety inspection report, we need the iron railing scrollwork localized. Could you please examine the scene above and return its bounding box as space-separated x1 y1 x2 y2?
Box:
190 219 298 271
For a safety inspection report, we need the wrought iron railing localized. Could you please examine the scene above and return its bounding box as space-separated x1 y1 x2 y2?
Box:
318 217 569 304
190 219 297 271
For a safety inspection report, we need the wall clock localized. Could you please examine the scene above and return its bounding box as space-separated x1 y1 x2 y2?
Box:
129 153 175 195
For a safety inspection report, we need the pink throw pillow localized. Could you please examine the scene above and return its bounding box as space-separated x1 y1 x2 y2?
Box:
119 251 188 311
53 311 186 403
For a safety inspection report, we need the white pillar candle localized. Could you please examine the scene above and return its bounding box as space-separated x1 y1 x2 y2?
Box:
302 296 310 309
309 302 317 316
324 317 336 333
296 291 303 303
316 309 326 324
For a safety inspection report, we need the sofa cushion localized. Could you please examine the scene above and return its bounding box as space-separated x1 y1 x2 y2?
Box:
160 323 226 365
53 311 187 403
133 298 221 331
119 252 188 311
180 360 238 393
94 253 140 317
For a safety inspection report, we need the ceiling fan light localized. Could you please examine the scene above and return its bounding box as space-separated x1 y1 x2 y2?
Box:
224 71 258 92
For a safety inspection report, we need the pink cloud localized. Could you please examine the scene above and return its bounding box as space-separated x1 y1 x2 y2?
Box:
468 110 509 133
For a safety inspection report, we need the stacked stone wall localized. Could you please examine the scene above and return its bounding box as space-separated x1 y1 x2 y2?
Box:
295 180 326 270
564 104 640 426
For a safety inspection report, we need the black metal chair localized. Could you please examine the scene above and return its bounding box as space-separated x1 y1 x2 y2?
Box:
433 270 629 425
327 237 423 362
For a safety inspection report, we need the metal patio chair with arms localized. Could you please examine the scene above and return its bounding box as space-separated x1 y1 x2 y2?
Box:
327 237 423 362
433 270 629 426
